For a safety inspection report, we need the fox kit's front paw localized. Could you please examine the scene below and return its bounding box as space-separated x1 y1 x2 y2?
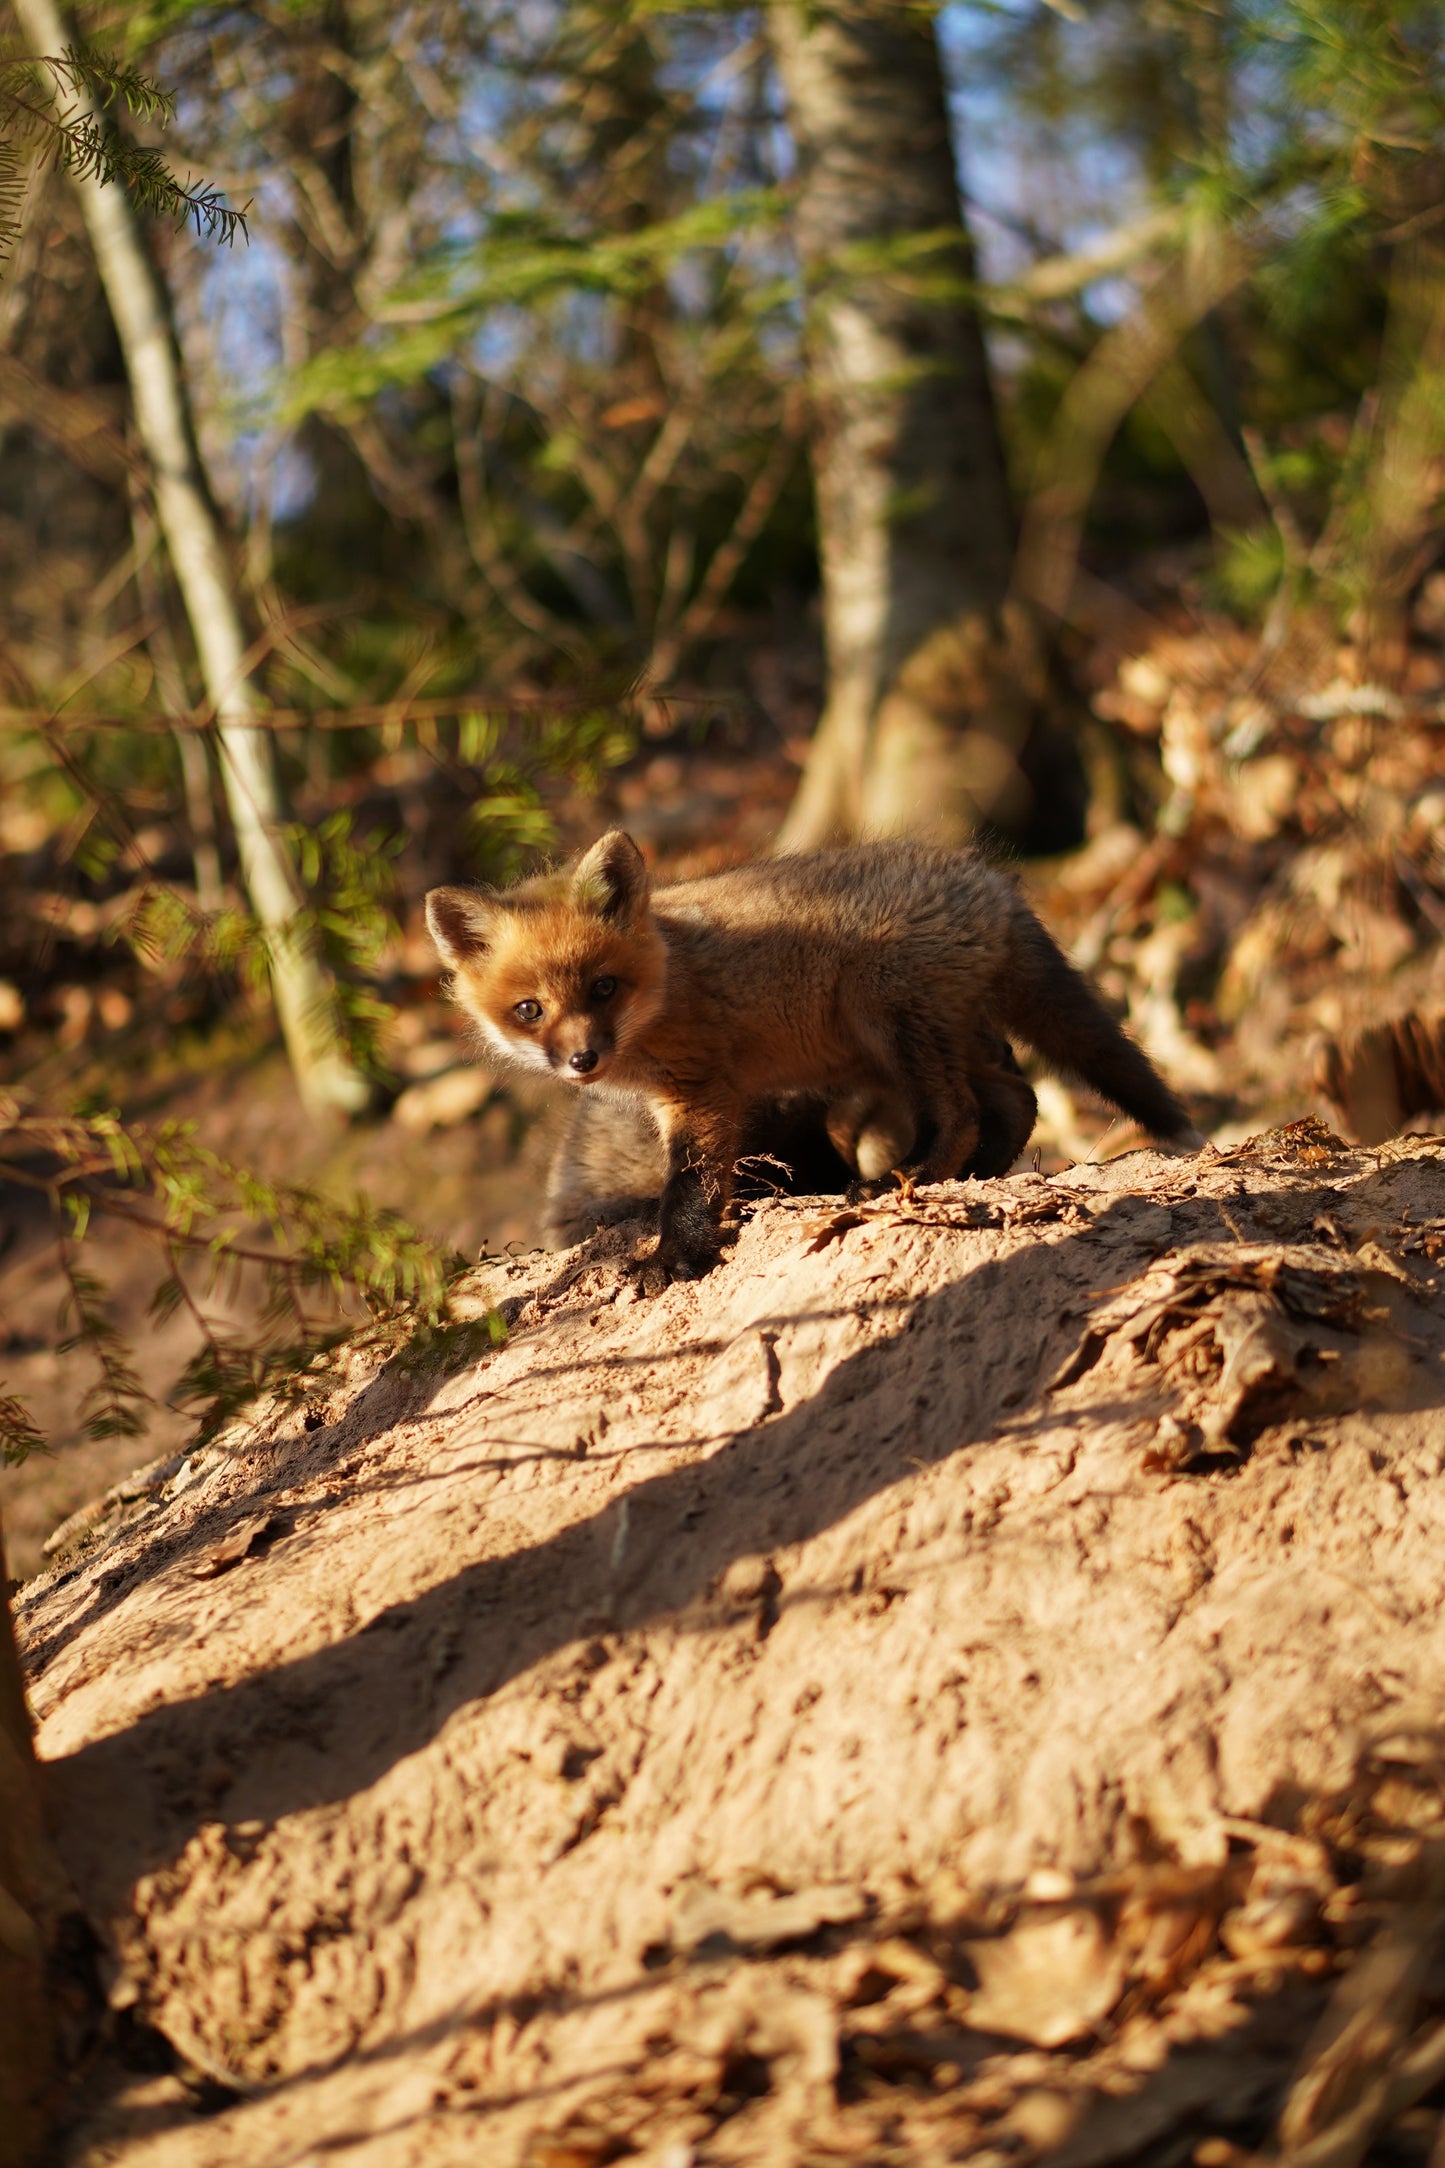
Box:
635 1229 720 1294
845 1171 901 1205
633 1249 672 1299
650 1161 726 1290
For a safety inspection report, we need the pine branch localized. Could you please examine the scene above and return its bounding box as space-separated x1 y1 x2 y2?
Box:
0 131 26 262
0 1097 482 1460
55 1242 151 1443
0 1395 47 1468
0 44 248 273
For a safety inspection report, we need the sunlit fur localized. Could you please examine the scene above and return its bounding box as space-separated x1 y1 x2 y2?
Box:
428 828 1194 1282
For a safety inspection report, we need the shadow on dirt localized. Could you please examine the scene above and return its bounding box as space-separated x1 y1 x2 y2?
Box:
35 1161 1445 1898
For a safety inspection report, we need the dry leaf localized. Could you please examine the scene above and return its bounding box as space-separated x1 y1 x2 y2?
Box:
190 1511 287 1580
965 1909 1127 2048
801 1209 865 1252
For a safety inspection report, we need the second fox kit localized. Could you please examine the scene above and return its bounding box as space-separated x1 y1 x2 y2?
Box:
427 831 1193 1282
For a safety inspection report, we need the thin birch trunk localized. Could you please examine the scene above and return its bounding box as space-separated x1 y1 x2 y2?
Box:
173 717 224 916
128 476 224 913
14 0 367 1114
769 1 1079 853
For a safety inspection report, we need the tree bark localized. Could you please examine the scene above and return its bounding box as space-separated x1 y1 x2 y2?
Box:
14 0 368 1115
128 474 224 913
769 0 1082 853
0 1516 63 2168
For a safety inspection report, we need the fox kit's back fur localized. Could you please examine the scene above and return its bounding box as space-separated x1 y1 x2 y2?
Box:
428 832 1193 1282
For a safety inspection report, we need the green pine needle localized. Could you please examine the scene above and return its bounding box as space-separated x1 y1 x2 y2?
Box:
0 43 248 275
0 1094 485 1463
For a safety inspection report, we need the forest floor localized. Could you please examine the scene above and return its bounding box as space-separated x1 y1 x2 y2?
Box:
21 1122 1445 2167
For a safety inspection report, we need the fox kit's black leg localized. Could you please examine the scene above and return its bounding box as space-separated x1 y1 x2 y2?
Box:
657 1153 723 1279
969 1048 1037 1176
892 1024 981 1186
915 1078 981 1183
650 1099 741 1285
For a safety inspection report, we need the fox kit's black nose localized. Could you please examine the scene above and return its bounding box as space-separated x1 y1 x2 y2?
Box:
569 1048 598 1074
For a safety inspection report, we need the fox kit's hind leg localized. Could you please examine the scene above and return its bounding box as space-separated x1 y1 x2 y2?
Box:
831 1061 981 1191
828 1021 985 1190
826 1086 916 1184
894 1024 982 1185
829 1033 1032 1196
914 1076 982 1183
969 1034 1038 1176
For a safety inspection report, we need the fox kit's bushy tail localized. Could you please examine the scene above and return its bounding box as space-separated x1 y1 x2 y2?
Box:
1000 907 1196 1142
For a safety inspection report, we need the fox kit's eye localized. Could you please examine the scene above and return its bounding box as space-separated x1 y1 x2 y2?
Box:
513 998 543 1024
591 975 617 1001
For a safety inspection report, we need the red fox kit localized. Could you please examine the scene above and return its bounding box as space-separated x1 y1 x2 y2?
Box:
426 831 1194 1283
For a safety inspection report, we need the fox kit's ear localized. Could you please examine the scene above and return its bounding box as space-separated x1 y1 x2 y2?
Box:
571 830 649 922
426 885 500 968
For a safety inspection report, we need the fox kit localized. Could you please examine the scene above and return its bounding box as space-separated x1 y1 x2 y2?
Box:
541 1031 1037 1250
426 831 1193 1283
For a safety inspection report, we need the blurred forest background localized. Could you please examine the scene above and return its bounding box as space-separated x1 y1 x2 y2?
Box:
5 0 1445 1576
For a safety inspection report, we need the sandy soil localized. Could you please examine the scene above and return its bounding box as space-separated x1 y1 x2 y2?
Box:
18 1123 1445 2166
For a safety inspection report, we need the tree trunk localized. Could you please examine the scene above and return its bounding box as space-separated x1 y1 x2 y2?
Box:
14 0 369 1116
0 1516 63 2168
128 474 224 914
769 1 1083 854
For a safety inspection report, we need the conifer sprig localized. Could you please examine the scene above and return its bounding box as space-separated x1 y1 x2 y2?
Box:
0 1098 480 1466
0 44 248 273
0 1396 45 1467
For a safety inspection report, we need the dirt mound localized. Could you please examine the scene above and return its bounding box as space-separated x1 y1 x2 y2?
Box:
21 1125 1445 2166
